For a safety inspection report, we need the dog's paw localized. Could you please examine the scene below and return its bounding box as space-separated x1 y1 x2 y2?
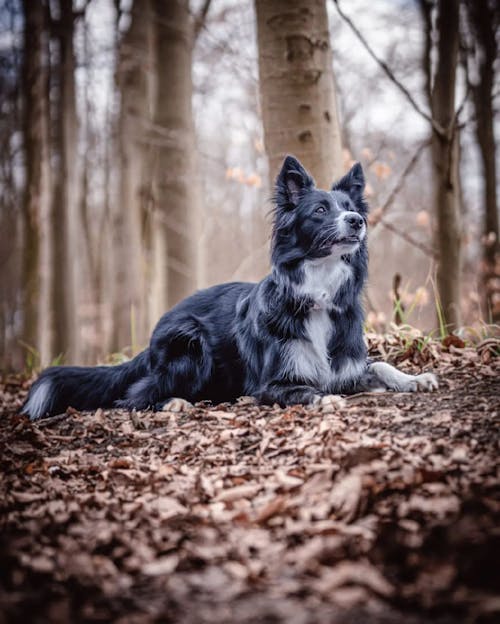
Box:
157 398 193 413
236 395 258 406
312 394 346 413
398 372 438 393
413 372 438 392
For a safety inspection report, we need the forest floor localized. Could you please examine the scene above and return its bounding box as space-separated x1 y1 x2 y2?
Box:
0 334 499 624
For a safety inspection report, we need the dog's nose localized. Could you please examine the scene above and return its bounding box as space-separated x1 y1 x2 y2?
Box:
344 212 364 230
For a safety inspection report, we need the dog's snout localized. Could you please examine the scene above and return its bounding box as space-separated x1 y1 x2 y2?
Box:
344 212 364 230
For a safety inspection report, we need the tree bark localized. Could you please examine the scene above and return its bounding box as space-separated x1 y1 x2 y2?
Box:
51 0 80 362
429 0 462 331
466 0 499 322
152 0 199 310
111 0 155 352
254 0 343 189
21 0 52 360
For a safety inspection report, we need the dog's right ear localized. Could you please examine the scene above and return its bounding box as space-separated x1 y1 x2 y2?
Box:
275 155 314 209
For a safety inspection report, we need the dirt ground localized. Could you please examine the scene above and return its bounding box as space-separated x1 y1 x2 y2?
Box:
1 335 499 623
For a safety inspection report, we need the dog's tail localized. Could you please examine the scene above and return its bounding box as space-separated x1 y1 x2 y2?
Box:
21 350 150 421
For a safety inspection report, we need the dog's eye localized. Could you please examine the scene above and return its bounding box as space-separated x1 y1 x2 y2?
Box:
315 206 327 214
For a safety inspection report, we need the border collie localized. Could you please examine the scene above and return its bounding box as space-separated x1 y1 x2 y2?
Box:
22 156 437 420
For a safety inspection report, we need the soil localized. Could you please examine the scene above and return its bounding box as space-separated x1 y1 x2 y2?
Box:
0 336 499 623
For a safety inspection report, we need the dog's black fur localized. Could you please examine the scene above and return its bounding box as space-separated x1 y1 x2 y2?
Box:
22 156 437 421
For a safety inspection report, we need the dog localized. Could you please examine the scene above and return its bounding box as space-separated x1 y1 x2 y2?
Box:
22 155 437 420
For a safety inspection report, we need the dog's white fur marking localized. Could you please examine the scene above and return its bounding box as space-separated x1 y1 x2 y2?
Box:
296 254 353 309
22 379 52 421
287 255 364 391
286 308 333 389
369 361 438 392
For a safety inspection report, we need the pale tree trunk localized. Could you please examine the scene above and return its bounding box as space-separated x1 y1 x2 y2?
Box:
21 0 52 362
428 0 462 331
111 0 155 352
51 0 80 362
466 0 499 322
254 0 343 189
152 0 199 310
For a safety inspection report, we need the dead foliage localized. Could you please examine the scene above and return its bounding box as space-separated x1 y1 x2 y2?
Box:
0 341 499 623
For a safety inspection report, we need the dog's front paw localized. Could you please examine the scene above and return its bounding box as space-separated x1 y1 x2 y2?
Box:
400 372 438 392
157 398 193 413
413 372 438 391
312 394 346 412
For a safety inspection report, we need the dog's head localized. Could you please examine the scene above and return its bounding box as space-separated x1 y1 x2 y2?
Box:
271 155 368 269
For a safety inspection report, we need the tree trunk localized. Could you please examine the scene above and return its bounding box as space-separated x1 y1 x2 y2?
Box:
430 0 462 331
51 0 80 362
152 0 199 309
111 0 155 352
476 88 500 322
21 0 52 360
254 0 343 188
466 0 499 322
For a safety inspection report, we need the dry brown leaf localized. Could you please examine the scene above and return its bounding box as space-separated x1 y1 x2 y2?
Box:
442 335 466 350
153 496 188 519
330 473 363 522
142 555 179 576
215 483 262 502
315 560 394 597
255 495 286 524
399 494 460 519
274 469 303 490
11 491 47 503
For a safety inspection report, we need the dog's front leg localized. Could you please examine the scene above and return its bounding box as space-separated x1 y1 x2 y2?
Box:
359 361 438 392
257 381 322 407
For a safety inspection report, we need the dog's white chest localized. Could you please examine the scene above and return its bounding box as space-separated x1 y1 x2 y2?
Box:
287 308 333 389
285 256 356 390
297 257 352 310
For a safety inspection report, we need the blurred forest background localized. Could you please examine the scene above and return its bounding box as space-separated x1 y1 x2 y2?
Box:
0 0 498 371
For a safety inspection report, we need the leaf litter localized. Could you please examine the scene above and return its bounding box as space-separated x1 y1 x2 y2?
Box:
0 339 499 623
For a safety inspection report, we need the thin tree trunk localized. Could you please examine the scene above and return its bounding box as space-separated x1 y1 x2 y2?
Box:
111 0 155 352
254 0 343 188
476 89 500 322
430 0 462 331
153 0 199 309
21 0 51 360
466 0 499 322
51 0 79 362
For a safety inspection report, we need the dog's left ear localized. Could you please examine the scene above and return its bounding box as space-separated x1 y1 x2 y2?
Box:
332 162 365 203
276 155 315 209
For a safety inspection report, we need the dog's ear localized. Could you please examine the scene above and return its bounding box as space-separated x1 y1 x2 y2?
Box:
275 155 314 209
332 162 365 203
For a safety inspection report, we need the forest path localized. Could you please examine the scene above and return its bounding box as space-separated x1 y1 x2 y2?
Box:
1 342 499 623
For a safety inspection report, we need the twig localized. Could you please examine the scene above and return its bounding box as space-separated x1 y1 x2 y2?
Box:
453 82 471 130
36 412 72 428
371 138 431 228
332 0 446 138
193 0 213 41
378 218 437 259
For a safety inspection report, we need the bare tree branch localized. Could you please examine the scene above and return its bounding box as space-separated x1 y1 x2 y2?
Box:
378 218 437 259
368 141 437 258
193 0 212 42
371 138 432 228
454 83 472 130
332 0 447 138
